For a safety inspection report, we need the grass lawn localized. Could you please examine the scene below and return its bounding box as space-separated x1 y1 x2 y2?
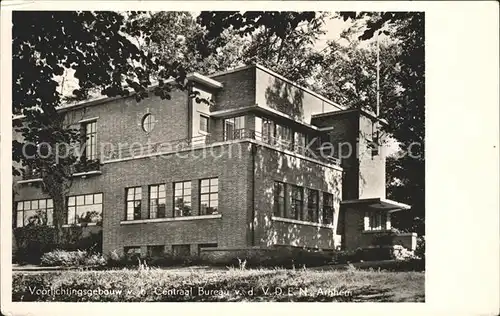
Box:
12 267 424 302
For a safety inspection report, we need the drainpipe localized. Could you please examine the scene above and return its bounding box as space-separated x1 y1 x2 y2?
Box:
251 143 256 246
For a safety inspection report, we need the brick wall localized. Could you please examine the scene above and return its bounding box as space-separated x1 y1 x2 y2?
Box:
311 110 359 200
342 205 365 250
211 66 256 111
101 142 253 255
255 66 342 123
252 144 343 249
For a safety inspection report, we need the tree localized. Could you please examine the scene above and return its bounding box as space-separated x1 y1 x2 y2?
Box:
127 11 248 75
338 12 425 234
197 11 327 87
12 11 192 243
315 39 401 113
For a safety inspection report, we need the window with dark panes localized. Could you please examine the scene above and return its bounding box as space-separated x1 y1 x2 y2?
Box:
306 189 319 222
67 193 103 225
322 192 334 224
125 187 142 220
290 185 303 220
174 181 192 217
149 184 166 218
16 199 53 227
200 178 219 215
273 181 286 217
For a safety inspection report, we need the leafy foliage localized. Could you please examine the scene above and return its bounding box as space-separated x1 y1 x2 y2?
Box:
40 250 106 267
337 12 425 234
13 226 102 264
315 40 401 113
198 11 329 86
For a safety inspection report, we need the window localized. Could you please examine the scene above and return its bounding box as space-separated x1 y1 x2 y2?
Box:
200 178 219 215
290 185 303 220
224 116 245 140
147 245 164 258
305 189 319 222
124 246 141 259
199 114 209 133
261 118 275 144
174 181 192 217
82 121 97 160
67 193 103 225
126 187 142 220
371 121 380 157
273 181 286 217
141 113 155 133
276 124 293 150
172 244 191 257
198 243 217 254
366 211 387 231
149 184 166 219
294 131 306 154
322 193 334 224
16 199 53 227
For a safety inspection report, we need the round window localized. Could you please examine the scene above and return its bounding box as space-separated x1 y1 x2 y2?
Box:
141 113 155 133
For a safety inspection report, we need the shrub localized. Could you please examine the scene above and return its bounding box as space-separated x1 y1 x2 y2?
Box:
13 225 102 264
414 236 425 260
13 226 57 264
203 247 334 268
40 250 106 267
332 248 364 264
105 250 204 268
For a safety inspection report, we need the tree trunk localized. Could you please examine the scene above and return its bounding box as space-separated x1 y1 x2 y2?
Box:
42 169 71 247
51 188 66 246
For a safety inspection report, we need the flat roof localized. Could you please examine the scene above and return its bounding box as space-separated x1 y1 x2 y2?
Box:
13 64 349 120
312 108 389 125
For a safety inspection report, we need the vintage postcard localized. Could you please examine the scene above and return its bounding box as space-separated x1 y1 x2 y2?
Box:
0 1 498 315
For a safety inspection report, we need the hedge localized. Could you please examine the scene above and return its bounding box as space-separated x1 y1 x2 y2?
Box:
13 226 102 264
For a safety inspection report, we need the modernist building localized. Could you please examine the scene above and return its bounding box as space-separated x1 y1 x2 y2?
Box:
12 64 416 257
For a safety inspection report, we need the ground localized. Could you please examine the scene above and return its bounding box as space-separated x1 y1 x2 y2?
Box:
12 266 425 302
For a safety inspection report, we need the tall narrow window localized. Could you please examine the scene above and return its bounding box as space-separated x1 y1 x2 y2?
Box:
82 121 97 160
224 116 245 140
306 189 319 222
149 184 166 219
174 181 192 217
273 181 286 217
126 187 142 220
261 118 275 145
294 131 306 154
67 193 103 225
16 199 53 227
276 124 293 150
290 185 303 220
322 192 334 224
200 178 219 215
199 115 209 133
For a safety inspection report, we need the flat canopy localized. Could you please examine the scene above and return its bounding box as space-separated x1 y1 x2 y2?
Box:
341 197 411 212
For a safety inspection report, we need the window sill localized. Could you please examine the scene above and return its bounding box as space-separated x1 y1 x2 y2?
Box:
17 178 42 184
73 170 102 178
62 222 99 228
362 229 393 234
271 216 333 229
120 214 222 225
17 170 102 184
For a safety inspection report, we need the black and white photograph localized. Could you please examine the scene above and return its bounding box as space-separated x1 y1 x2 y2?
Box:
0 1 498 314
